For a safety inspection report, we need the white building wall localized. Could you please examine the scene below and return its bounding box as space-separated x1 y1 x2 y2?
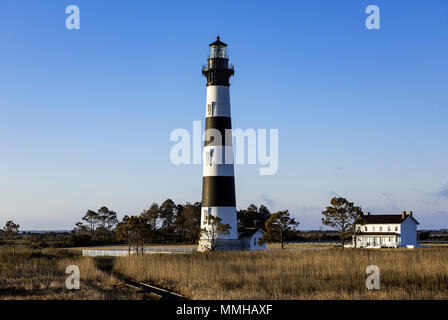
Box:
240 230 266 250
354 218 418 248
360 223 401 233
200 206 239 240
202 146 234 176
206 86 231 117
249 230 266 250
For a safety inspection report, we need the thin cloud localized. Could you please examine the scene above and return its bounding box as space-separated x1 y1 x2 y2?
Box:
329 191 342 197
436 183 448 198
333 165 343 172
364 204 401 213
381 192 395 202
260 194 276 207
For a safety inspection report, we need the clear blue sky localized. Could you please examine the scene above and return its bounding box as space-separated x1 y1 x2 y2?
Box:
1 0 447 230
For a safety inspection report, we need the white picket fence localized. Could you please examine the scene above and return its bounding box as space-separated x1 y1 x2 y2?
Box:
82 247 197 257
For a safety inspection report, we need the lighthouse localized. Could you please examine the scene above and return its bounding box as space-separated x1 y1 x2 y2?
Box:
199 37 240 251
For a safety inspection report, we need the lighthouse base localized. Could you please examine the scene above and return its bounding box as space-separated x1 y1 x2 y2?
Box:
198 239 241 252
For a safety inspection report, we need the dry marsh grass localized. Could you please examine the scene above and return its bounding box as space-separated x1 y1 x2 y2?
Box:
0 248 143 300
114 248 448 300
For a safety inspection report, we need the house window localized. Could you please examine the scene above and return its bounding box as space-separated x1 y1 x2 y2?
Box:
372 226 375 231
395 226 398 232
254 238 256 246
388 226 391 232
365 226 368 231
379 226 382 231
203 209 208 221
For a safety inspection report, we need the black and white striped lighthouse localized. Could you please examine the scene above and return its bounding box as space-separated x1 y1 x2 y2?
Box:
199 37 240 251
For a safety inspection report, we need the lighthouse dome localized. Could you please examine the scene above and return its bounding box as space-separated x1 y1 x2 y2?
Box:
209 36 228 59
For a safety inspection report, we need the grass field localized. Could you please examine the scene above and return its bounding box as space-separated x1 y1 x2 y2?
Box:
2 245 448 300
114 248 448 300
0 247 150 300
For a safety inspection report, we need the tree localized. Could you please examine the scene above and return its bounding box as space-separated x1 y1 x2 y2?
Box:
258 205 271 223
321 197 363 248
116 215 151 254
97 206 118 242
200 215 231 251
159 199 176 240
174 204 186 242
181 202 202 243
261 210 299 249
116 215 132 254
76 207 118 242
3 221 20 255
73 222 88 234
237 204 271 229
82 210 99 236
141 203 159 231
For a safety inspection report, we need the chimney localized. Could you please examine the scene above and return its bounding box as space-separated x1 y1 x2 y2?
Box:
366 212 370 216
409 211 413 216
402 211 406 220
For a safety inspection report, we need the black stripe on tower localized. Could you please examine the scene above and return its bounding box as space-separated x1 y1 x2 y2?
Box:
202 176 236 207
202 60 234 87
204 117 232 147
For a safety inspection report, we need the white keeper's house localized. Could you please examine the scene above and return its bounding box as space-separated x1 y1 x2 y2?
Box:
238 227 266 250
351 211 419 248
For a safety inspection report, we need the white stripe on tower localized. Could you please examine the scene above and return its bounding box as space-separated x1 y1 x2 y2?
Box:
199 37 239 251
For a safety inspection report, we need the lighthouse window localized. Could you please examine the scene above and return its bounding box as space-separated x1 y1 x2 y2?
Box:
208 149 214 166
207 102 216 116
210 45 227 59
207 104 212 116
205 150 214 166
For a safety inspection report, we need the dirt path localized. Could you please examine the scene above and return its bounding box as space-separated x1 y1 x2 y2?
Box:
94 257 186 300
